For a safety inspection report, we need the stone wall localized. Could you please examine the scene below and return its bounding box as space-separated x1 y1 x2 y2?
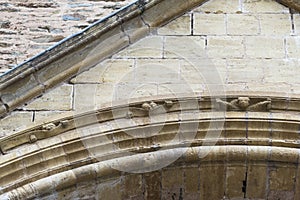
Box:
1 0 300 137
0 0 132 74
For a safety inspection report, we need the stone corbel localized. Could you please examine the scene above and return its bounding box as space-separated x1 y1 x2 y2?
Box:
216 97 271 112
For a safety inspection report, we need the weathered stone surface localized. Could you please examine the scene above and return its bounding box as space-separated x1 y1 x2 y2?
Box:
0 111 33 137
295 14 300 35
164 36 205 58
96 178 120 199
286 36 300 59
0 74 44 111
260 14 292 36
199 165 225 200
117 36 163 58
243 0 290 13
194 13 226 35
227 14 260 35
2 1 300 199
25 84 73 111
123 174 143 199
194 0 240 13
162 167 184 199
144 172 161 200
207 36 244 58
225 165 246 198
0 0 132 75
71 59 134 84
227 59 264 83
269 166 297 192
246 165 267 199
245 36 285 58
74 84 114 111
185 167 199 195
158 14 191 36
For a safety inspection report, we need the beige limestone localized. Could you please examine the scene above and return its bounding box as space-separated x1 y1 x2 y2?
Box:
25 84 73 111
164 36 206 58
260 14 292 36
71 59 135 84
227 14 260 35
96 178 122 200
199 165 225 200
2 0 300 198
263 59 300 84
227 59 265 83
226 165 246 198
180 59 227 84
295 14 300 35
245 36 285 58
246 165 267 198
74 84 114 111
243 0 290 13
0 111 33 137
194 0 240 13
286 36 300 59
269 166 297 191
158 14 191 35
117 36 163 58
135 59 181 83
207 36 244 58
193 13 226 35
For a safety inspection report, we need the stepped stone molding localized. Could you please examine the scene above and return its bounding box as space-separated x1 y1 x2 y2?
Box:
0 93 300 198
0 0 300 118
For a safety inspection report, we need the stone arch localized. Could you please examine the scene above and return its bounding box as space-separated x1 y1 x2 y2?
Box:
1 92 300 199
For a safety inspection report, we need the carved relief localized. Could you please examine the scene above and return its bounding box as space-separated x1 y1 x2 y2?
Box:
42 123 56 131
142 101 158 111
29 134 37 143
216 97 271 111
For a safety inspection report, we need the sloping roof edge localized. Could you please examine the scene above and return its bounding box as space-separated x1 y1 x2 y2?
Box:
0 0 299 118
0 0 209 117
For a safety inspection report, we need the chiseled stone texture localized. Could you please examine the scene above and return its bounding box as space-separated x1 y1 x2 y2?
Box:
0 0 133 74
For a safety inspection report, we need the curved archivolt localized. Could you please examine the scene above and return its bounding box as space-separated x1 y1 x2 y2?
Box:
0 94 300 199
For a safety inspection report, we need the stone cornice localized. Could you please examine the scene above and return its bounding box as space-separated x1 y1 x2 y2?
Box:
0 92 299 153
0 94 300 197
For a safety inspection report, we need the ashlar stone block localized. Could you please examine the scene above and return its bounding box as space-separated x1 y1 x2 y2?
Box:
245 36 284 58
158 14 191 35
194 0 240 14
227 14 260 35
25 84 73 111
207 36 244 58
260 14 292 36
194 13 226 35
286 36 300 59
242 0 290 13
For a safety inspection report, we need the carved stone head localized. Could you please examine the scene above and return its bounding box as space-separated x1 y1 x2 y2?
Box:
238 97 250 109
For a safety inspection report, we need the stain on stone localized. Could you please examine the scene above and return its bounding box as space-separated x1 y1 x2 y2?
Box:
0 21 10 29
63 13 86 21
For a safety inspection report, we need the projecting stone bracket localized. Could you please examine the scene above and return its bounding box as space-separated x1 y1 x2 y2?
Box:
0 120 71 154
215 97 272 112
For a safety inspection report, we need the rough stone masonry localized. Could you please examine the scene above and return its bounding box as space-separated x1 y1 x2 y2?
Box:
0 0 132 74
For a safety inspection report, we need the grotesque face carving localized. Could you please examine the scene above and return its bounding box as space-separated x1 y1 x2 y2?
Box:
238 97 250 109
